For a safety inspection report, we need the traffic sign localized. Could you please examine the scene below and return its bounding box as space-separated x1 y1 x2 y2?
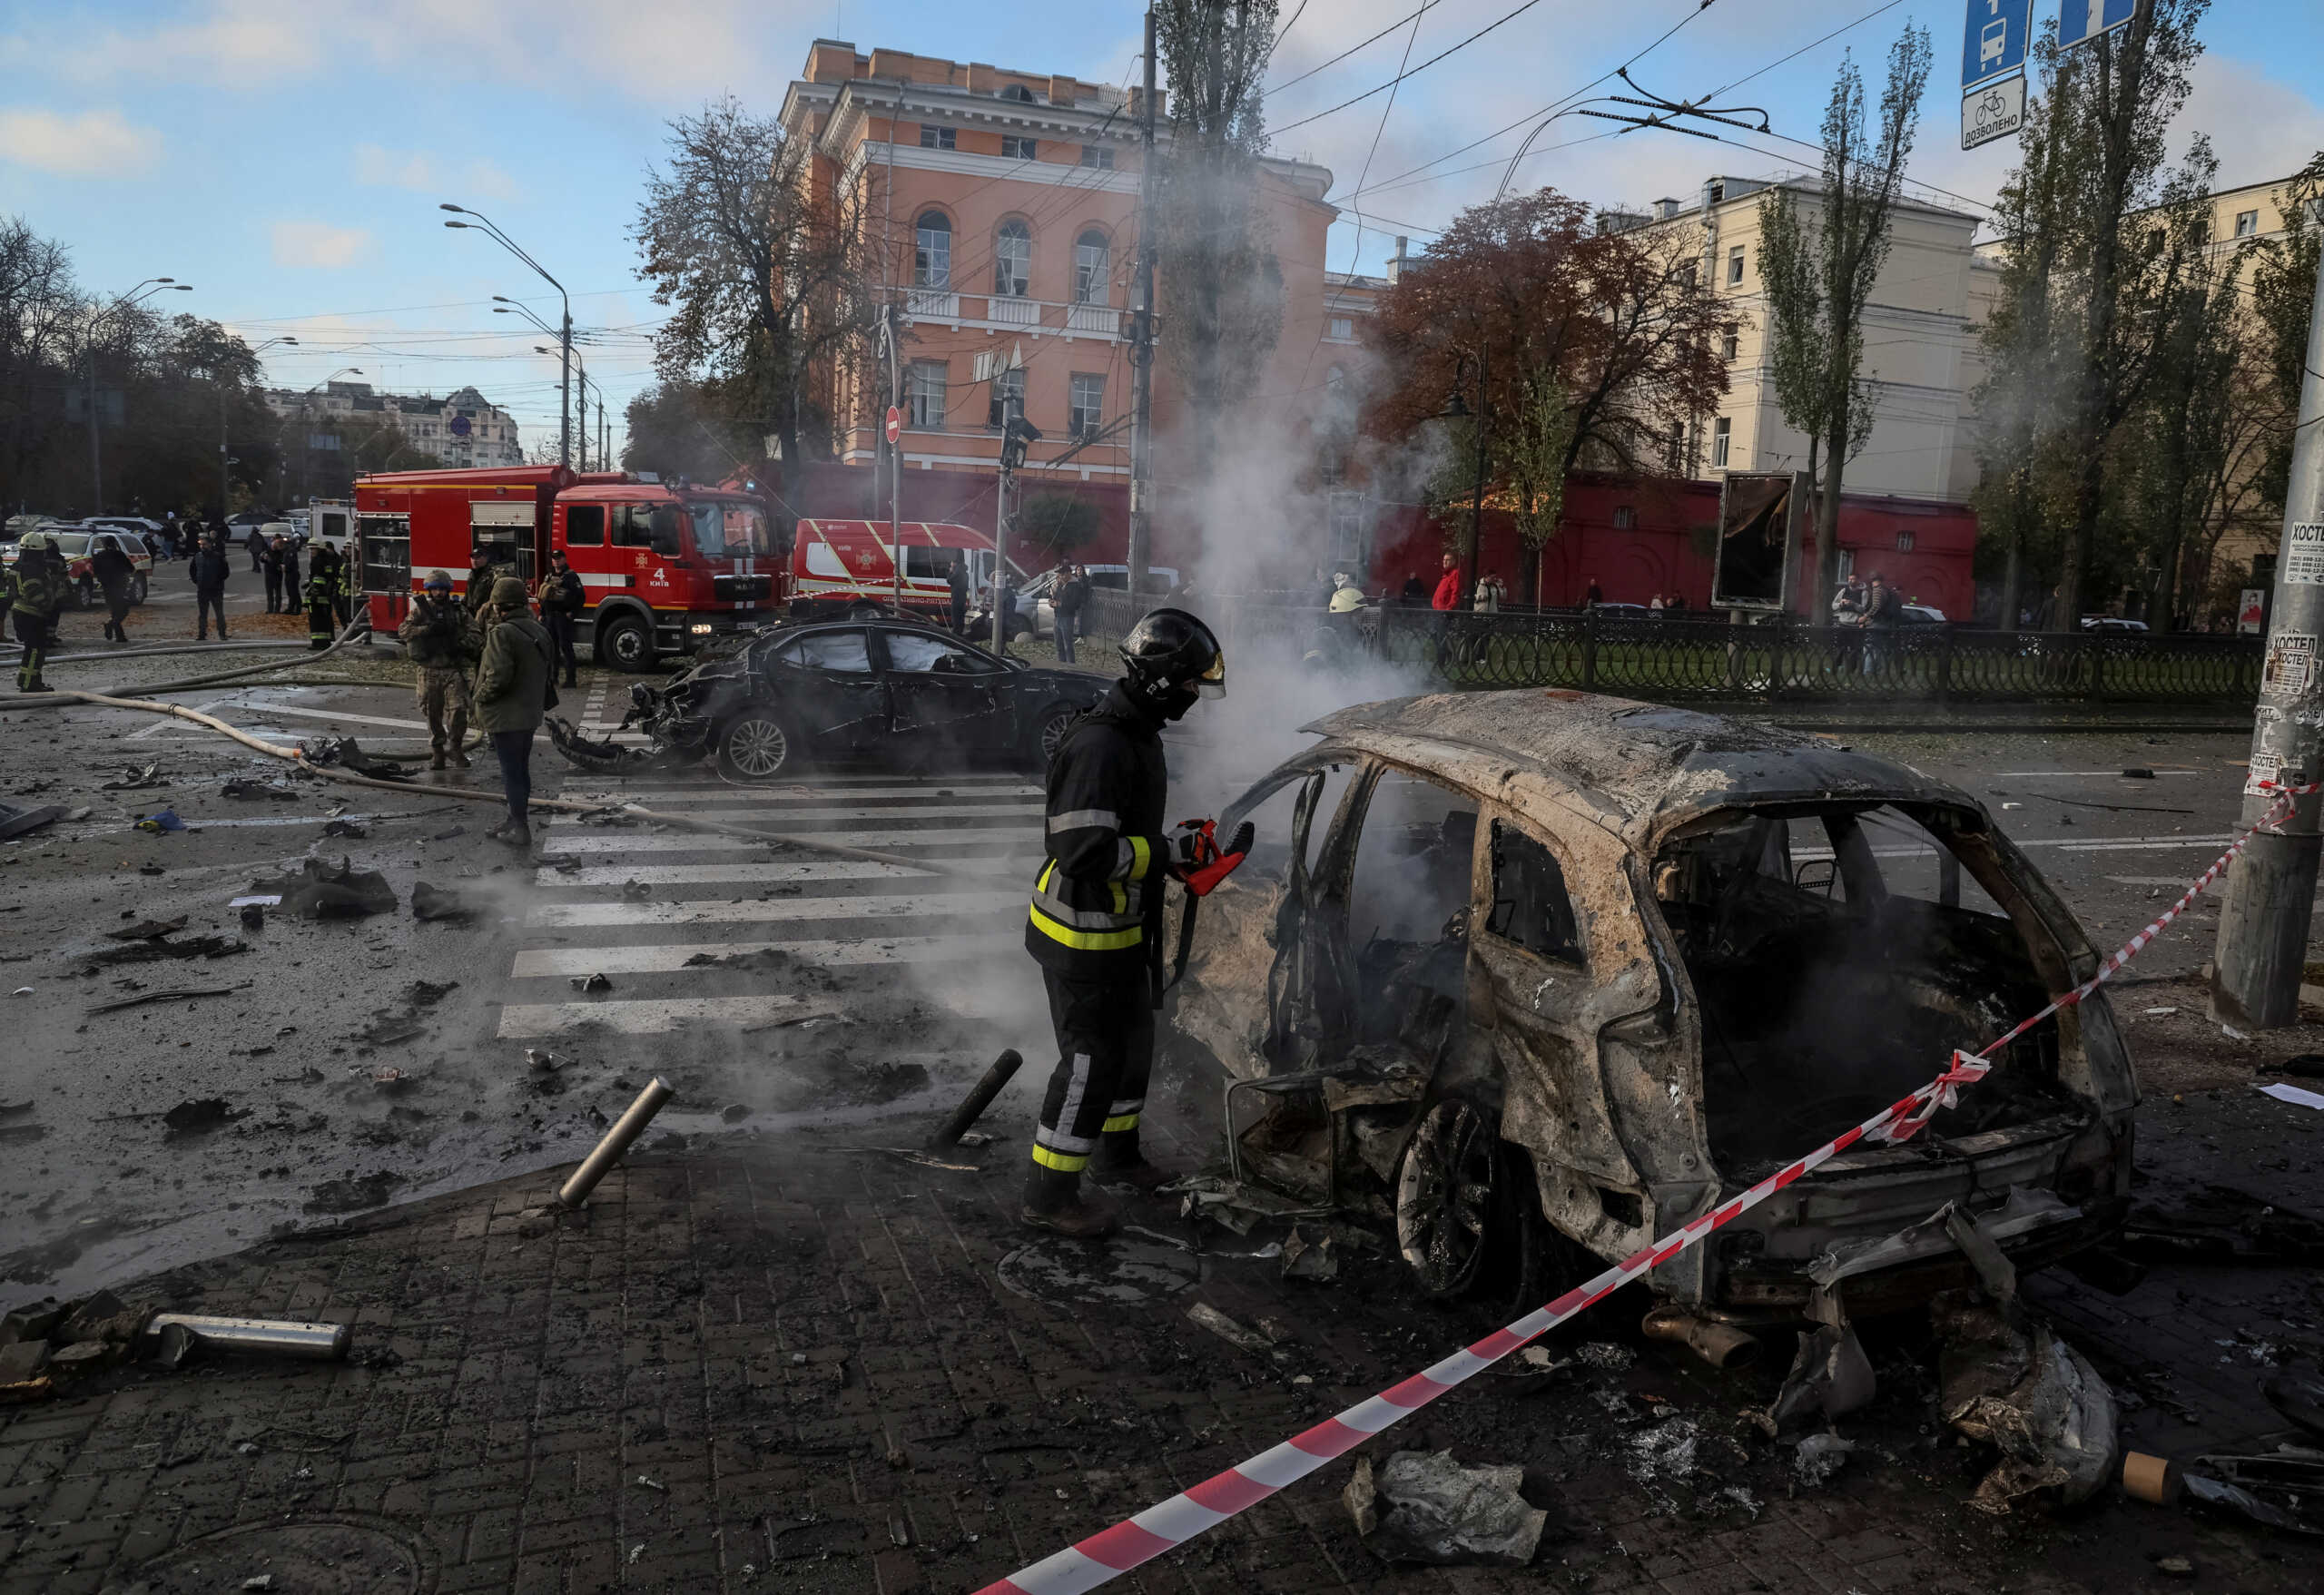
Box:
1962 74 2027 150
884 405 901 445
1960 0 2031 92
2060 0 2136 52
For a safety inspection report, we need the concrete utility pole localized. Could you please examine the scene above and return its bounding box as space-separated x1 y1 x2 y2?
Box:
883 302 904 615
2213 212 2324 1029
1126 5 1158 596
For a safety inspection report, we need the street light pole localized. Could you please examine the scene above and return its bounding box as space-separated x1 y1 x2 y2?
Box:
228 337 298 518
1126 5 1157 596
2213 208 2324 1028
300 369 363 505
447 207 569 466
86 279 191 516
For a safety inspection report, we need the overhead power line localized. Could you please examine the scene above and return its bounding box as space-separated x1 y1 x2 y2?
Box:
1267 1 1442 96
1272 0 1552 136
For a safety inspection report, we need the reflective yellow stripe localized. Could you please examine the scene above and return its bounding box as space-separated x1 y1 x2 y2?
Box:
1028 902 1142 951
1127 834 1151 881
1100 1112 1139 1133
1108 881 1127 915
1031 1144 1089 1172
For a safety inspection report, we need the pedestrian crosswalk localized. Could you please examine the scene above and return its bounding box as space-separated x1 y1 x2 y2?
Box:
497 765 1043 1039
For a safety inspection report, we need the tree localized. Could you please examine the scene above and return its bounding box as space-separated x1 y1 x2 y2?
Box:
1756 23 1933 621
1154 0 1285 477
1366 190 1736 596
1016 493 1103 562
2247 153 2324 521
620 379 769 485
634 98 874 495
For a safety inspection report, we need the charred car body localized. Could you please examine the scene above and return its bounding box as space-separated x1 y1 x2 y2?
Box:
549 617 1108 781
1170 691 2135 1324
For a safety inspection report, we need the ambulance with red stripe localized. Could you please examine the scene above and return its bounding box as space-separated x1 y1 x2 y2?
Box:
789 517 1029 628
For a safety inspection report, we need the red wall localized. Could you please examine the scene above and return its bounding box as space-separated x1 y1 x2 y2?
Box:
1369 472 1979 619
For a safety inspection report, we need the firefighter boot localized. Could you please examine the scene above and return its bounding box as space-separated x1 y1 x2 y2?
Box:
1021 1164 1119 1239
1095 1127 1177 1194
448 712 471 768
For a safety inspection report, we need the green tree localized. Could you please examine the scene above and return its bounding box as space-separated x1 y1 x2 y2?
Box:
1154 0 1285 478
1016 493 1103 561
620 379 767 484
1756 23 1934 621
2247 153 2324 521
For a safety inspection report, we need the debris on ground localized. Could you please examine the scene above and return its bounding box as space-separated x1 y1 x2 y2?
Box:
1573 1341 1636 1373
1935 1287 2119 1512
85 983 248 1017
299 736 409 781
162 1098 232 1133
0 802 64 841
620 879 651 901
2121 1184 2324 1265
221 778 297 802
239 902 264 930
843 1145 977 1172
409 881 473 922
107 917 189 940
80 929 248 969
1792 1433 1856 1488
321 818 368 839
1281 1225 1338 1282
1344 1451 1547 1567
1624 1415 1702 1486
1762 1317 1877 1433
134 809 186 834
2258 1081 2324 1111
2265 1373 2324 1440
570 973 613 993
251 858 396 919
97 763 166 790
2183 1449 2324 1536
525 1048 565 1073
1186 1302 1273 1355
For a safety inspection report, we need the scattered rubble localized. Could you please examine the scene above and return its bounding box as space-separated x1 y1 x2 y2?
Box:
162 1098 232 1133
251 858 397 920
1791 1433 1856 1488
1185 1303 1272 1355
1344 1451 1546 1567
409 881 473 921
1935 1289 2119 1512
299 736 409 781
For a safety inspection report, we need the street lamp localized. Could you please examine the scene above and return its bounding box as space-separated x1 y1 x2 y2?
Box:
497 297 592 470
300 368 363 503
222 335 297 518
446 205 570 467
86 278 192 515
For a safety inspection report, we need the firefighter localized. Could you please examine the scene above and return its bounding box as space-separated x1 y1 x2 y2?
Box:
330 539 355 631
399 570 478 770
304 544 344 650
1020 607 1250 1237
10 532 69 694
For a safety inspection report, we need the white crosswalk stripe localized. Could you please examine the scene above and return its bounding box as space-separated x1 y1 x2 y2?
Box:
501 764 1040 1040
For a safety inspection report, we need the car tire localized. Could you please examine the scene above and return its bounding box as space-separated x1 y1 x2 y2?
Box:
76 578 94 609
717 714 795 782
596 613 655 673
131 574 148 605
1393 1095 1511 1301
1032 704 1080 766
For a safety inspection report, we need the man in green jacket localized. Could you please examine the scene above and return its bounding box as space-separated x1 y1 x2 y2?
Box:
10 533 70 694
472 576 555 847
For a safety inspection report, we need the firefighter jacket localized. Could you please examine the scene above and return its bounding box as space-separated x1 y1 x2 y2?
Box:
1025 682 1170 976
10 553 68 619
305 560 340 608
399 594 477 668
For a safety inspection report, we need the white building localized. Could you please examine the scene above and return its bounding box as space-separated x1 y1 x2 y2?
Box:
262 381 524 469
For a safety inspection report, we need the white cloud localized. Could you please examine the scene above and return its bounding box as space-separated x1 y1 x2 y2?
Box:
0 107 162 177
353 143 518 200
270 221 377 269
2175 55 2324 186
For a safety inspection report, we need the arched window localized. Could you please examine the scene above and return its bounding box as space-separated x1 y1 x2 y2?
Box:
994 220 1031 299
1073 229 1110 304
914 212 951 289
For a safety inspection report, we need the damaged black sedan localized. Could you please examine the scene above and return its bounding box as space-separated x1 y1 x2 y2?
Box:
549 617 1108 781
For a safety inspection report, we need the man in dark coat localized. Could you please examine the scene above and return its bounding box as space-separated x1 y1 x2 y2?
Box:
190 535 231 641
91 537 135 645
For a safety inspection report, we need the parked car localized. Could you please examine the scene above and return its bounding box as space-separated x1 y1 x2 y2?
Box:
1023 562 1181 637
548 616 1109 782
2080 615 2149 634
38 528 156 606
1167 690 2133 1327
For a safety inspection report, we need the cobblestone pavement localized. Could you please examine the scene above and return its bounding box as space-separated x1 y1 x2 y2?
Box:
5 1080 2321 1595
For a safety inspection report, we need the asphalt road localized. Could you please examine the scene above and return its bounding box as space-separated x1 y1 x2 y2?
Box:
0 660 2293 1314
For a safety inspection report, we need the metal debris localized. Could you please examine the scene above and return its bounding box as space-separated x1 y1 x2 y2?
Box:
1185 1303 1272 1355
1344 1451 1546 1567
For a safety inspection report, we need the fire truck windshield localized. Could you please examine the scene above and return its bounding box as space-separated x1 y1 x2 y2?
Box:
686 500 773 560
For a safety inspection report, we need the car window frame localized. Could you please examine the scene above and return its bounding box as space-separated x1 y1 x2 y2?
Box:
1482 814 1589 967
880 628 1003 676
768 626 875 675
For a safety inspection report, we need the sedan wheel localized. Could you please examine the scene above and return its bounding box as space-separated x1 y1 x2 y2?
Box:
1035 705 1079 765
1394 1097 1502 1299
718 714 793 782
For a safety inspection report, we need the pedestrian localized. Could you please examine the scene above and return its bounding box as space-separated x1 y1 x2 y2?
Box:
472 576 555 848
245 524 266 573
1399 572 1425 606
1022 608 1245 1237
1584 574 1603 608
399 571 478 770
304 544 344 650
463 553 506 622
1649 592 1665 614
1053 562 1088 665
92 535 135 645
1431 552 1462 611
281 535 301 615
1862 573 1902 675
262 535 287 613
9 532 68 692
535 547 584 688
189 534 231 641
1473 573 1506 614
946 556 969 636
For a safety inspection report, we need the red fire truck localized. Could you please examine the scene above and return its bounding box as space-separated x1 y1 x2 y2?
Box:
353 466 783 670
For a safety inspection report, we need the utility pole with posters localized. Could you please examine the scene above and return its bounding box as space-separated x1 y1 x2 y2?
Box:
1125 5 1158 597
2212 208 2324 1029
995 397 1041 655
882 302 904 615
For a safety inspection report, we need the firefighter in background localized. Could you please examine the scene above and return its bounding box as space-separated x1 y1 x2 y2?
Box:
330 539 355 632
9 532 69 694
399 570 478 769
304 543 345 650
1020 608 1250 1238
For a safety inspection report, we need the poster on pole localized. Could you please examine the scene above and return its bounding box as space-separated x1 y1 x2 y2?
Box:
1962 74 2026 150
2284 522 2324 586
1960 0 2032 91
2059 0 2136 51
1711 471 1804 613
2240 588 2269 634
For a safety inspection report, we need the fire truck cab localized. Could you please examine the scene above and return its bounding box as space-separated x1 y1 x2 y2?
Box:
354 466 783 671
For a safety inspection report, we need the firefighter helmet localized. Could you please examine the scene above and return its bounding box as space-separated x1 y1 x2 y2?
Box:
16 530 49 553
1119 606 1225 718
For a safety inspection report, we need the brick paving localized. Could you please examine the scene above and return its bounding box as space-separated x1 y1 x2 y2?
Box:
3 1118 2320 1595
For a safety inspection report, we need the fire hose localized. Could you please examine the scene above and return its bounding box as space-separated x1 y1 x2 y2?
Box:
970 779 2321 1595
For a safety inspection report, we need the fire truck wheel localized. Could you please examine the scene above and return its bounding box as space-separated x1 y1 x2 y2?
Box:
717 714 793 782
596 613 655 672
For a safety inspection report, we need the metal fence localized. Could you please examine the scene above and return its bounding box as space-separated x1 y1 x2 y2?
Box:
1073 589 2260 705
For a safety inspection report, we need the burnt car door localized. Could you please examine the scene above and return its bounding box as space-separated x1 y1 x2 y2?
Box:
876 627 1013 751
755 627 890 752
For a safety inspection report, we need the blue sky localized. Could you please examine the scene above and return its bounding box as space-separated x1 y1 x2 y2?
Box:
5 0 2318 460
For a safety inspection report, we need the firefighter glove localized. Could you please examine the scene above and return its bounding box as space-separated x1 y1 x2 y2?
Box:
1169 818 1254 897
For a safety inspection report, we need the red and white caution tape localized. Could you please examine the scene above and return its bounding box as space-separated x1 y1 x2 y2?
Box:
972 779 2320 1595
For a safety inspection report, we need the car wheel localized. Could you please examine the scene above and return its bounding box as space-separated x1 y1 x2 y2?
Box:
1033 704 1079 766
596 614 655 672
1394 1096 1504 1300
76 578 94 608
717 714 794 782
131 574 148 605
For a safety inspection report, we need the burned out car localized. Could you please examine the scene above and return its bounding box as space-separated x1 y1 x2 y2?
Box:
550 617 1107 781
1170 691 2135 1329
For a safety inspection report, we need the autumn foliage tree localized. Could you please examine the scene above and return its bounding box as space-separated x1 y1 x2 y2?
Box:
1365 190 1737 601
